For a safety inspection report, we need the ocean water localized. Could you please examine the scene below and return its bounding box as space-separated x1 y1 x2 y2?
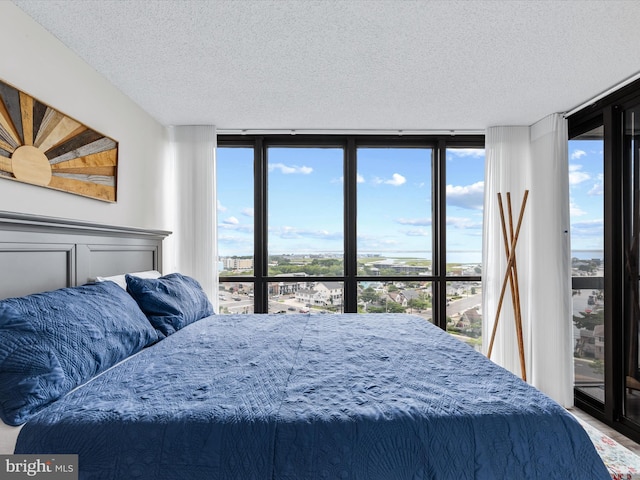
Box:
571 251 604 261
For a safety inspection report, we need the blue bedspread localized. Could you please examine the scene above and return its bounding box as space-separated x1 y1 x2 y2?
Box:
15 314 609 479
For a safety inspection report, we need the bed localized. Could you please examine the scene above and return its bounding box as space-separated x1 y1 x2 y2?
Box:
0 213 610 479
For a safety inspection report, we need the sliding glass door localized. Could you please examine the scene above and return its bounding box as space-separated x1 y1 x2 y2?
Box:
569 79 640 442
624 105 640 423
569 126 605 404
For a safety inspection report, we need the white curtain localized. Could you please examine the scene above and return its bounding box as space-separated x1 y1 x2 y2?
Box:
167 125 217 304
482 113 573 406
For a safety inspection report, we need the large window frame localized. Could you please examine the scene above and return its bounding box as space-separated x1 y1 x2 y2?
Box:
568 77 640 443
568 122 606 405
217 134 485 331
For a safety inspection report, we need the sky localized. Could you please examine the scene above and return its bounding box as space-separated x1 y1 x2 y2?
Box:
567 138 604 255
217 142 603 262
216 146 486 263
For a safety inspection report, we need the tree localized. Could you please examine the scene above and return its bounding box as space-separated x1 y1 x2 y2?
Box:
591 359 604 375
367 305 386 313
408 297 430 311
360 287 379 304
573 308 604 331
386 302 406 313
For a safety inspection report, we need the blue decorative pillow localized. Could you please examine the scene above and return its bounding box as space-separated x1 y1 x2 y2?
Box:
125 273 214 338
0 281 158 426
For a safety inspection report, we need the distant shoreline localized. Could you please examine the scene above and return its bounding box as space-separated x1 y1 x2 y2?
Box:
220 250 605 265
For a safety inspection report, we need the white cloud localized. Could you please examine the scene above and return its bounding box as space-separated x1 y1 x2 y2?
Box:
588 173 604 196
374 238 400 247
448 148 485 159
446 181 484 210
241 207 254 217
396 217 431 226
371 174 407 186
268 163 313 174
405 228 430 237
357 173 365 183
356 234 402 250
570 200 586 217
385 173 406 186
223 216 239 225
570 149 587 160
571 219 603 237
568 164 590 185
217 200 227 212
271 225 342 241
446 216 482 229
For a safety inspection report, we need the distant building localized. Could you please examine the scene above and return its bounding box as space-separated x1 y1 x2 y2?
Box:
221 257 253 270
461 308 481 327
270 279 308 296
575 326 604 360
593 324 604 360
387 291 406 306
400 290 421 304
295 281 343 307
446 282 466 296
366 260 431 275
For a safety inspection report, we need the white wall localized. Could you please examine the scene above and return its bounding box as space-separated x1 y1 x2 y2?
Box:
0 3 169 231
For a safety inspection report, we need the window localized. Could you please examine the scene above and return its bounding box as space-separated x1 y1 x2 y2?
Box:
216 147 254 314
567 77 640 442
624 106 640 423
355 147 434 321
445 148 485 349
267 147 344 276
568 125 605 403
356 147 432 271
217 135 484 339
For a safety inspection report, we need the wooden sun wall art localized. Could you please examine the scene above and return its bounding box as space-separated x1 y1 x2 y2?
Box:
0 79 117 202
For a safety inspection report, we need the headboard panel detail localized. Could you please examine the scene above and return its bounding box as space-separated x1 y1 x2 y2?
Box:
0 211 170 299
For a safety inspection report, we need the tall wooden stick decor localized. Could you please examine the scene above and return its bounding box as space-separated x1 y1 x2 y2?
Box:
487 190 529 381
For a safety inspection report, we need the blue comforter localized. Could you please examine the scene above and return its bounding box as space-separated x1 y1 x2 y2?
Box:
15 314 609 479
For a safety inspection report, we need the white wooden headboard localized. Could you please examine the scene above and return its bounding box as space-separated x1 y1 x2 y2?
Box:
0 211 170 299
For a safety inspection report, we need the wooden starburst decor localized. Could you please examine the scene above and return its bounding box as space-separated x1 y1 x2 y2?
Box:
0 79 117 202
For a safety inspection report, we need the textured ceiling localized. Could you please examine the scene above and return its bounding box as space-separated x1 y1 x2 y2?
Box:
11 0 640 131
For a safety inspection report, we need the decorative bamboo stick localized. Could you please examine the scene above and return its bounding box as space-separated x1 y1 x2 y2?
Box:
498 193 519 344
487 190 529 381
495 193 525 379
507 192 526 381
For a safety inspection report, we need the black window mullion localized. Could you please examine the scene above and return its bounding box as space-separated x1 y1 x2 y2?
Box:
344 138 358 313
604 105 624 421
254 136 268 313
433 140 447 330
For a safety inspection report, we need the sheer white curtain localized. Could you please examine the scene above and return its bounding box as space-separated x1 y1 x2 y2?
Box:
167 125 217 303
482 126 532 383
482 113 573 406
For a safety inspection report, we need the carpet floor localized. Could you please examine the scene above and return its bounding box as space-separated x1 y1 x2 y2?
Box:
576 416 640 479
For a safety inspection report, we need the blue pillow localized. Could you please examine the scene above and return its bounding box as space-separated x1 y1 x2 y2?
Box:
125 273 214 338
0 281 158 425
